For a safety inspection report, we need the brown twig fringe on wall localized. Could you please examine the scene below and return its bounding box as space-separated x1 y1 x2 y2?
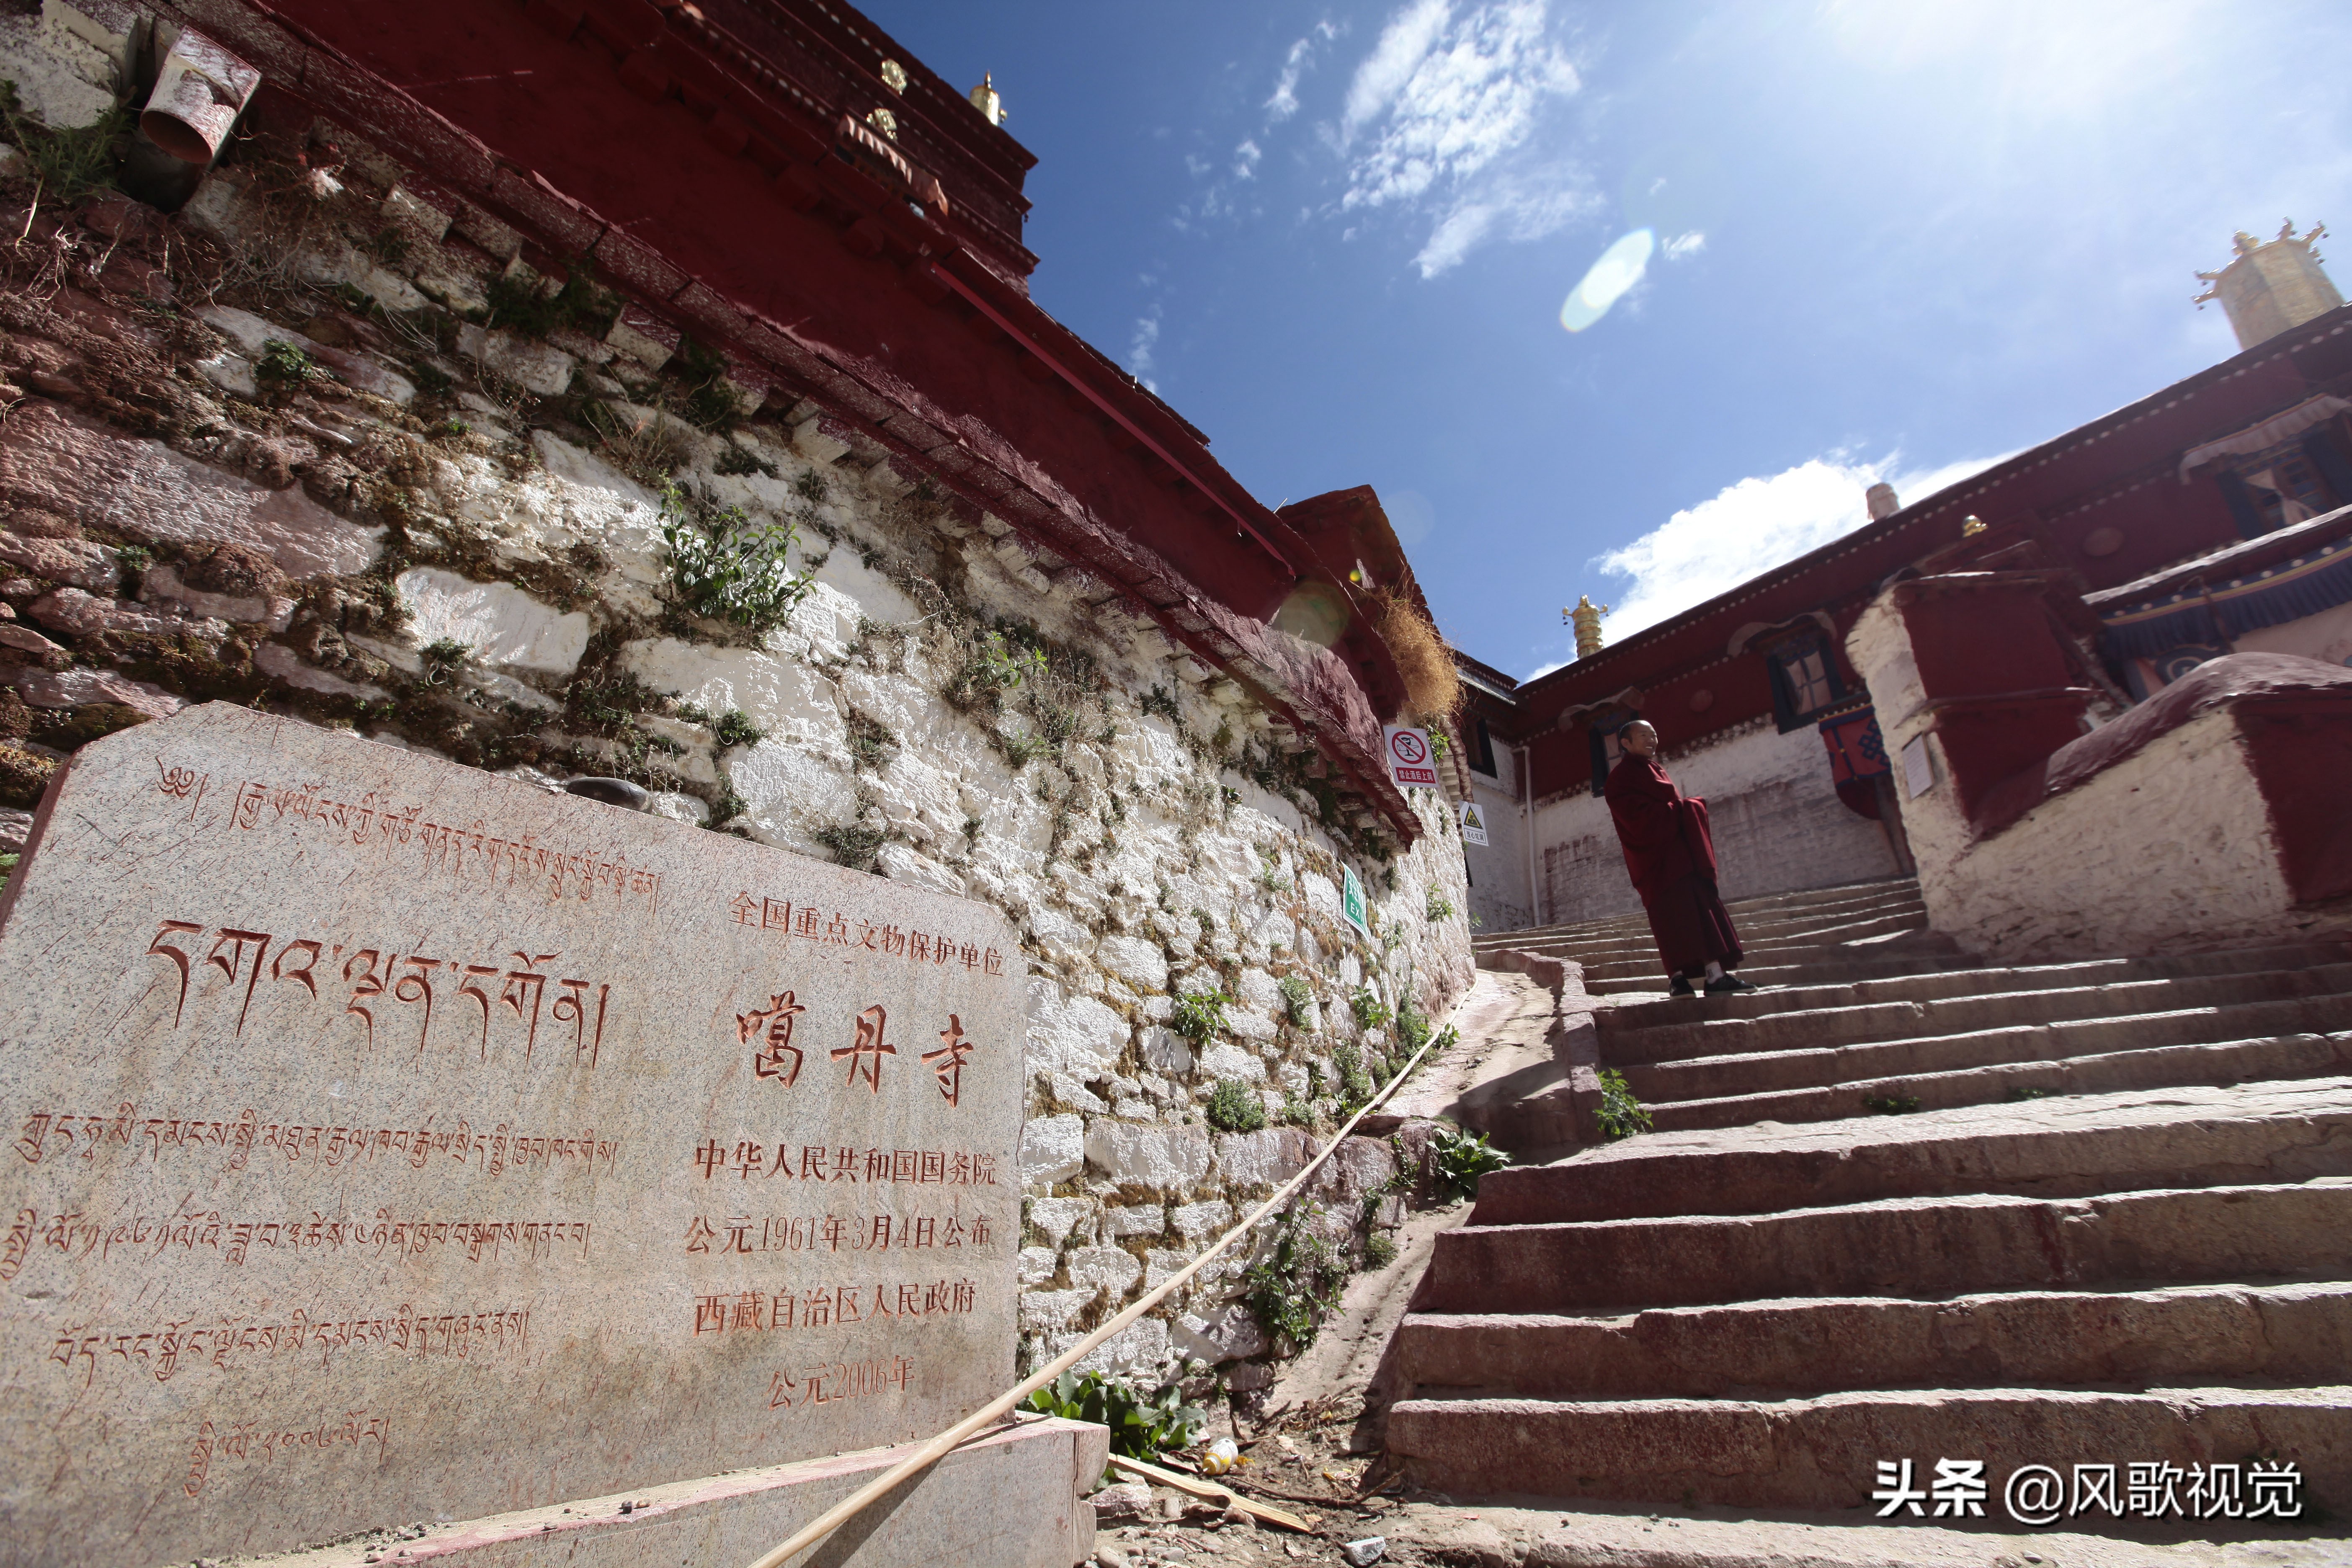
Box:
1375 589 1460 722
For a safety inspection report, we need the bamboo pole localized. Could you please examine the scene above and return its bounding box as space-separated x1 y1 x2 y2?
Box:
741 1001 1462 1568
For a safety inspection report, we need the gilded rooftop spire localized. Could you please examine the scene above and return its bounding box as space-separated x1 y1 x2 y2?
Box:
1566 595 1610 659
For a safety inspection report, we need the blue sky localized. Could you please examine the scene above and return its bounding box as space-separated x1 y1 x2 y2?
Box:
867 0 2352 679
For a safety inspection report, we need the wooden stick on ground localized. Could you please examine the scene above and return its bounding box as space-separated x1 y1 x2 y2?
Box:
1106 1452 1313 1532
740 1001 1463 1568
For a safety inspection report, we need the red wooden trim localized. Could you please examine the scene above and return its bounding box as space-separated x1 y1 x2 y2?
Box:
921 260 1297 582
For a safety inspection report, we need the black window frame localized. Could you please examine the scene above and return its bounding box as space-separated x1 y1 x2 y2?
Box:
1470 717 1498 778
1763 632 1847 733
1586 710 1635 797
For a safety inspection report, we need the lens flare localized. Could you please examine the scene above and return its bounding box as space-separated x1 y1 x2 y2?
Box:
1270 580 1352 647
1560 229 1654 332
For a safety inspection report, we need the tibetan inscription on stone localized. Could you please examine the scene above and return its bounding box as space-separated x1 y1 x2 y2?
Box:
0 705 1022 1568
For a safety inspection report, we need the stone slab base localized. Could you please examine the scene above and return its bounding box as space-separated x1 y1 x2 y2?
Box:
1368 1498 2348 1568
235 1416 1105 1568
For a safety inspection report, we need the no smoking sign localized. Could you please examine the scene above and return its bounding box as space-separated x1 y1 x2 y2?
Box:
1384 725 1439 789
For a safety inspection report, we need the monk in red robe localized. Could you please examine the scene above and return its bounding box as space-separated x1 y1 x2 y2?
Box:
1603 720 1756 996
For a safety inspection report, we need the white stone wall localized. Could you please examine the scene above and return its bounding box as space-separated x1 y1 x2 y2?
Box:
1849 596 2301 961
1531 718 1901 924
0 1 135 134
0 118 1475 1392
491 434 1476 1378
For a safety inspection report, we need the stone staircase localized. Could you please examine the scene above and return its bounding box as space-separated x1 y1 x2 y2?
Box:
1393 879 2352 1531
1473 877 1962 995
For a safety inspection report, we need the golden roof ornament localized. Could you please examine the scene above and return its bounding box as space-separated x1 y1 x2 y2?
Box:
969 72 1005 126
1960 515 1987 536
866 106 898 141
1565 595 1611 660
878 59 907 94
2193 220 2339 350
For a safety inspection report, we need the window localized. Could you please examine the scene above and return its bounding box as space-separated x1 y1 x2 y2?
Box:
2216 431 2351 539
1586 712 1634 797
1764 634 1847 732
1783 647 1836 713
2248 452 2330 533
1471 717 1497 778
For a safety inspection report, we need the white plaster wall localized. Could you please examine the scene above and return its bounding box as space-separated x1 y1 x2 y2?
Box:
1529 717 1899 926
1849 596 2300 962
2231 602 2352 669
1463 745 1533 933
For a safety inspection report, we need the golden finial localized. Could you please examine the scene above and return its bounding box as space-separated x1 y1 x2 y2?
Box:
865 106 898 141
878 59 907 94
1960 515 1986 536
1564 595 1611 659
969 72 1005 126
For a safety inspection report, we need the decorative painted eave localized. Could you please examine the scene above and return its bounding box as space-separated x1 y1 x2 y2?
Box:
1489 299 2352 746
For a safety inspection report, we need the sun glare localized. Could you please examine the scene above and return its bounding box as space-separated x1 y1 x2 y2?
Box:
1560 229 1656 332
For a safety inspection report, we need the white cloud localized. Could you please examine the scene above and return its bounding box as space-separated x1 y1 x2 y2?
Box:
1266 21 1341 123
1330 0 1585 276
1662 230 1705 260
1266 38 1311 121
1414 203 1498 275
1589 450 2013 640
1127 307 1162 391
1340 0 1452 140
1234 139 1263 180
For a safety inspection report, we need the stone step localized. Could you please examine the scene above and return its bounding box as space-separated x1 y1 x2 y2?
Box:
1472 879 1925 950
1605 967 2352 1073
1505 910 1932 969
1455 1504 2334 1568
1580 931 1947 983
1583 949 1970 997
1386 1385 2352 1514
1467 1078 2352 1225
1641 1029 2352 1133
1600 941 2352 1034
1477 879 1919 940
1620 984 2352 1082
1499 900 1932 962
1415 1181 2352 1315
1395 1280 2352 1400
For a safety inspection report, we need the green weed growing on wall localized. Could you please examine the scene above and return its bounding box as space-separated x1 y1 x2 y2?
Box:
1171 988 1228 1044
1243 1208 1349 1351
1205 1078 1266 1133
659 488 814 635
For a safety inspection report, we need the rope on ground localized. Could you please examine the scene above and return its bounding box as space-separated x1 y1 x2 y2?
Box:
741 986 1471 1568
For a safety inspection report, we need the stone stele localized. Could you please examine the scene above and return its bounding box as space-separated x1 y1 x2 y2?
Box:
0 704 1023 1568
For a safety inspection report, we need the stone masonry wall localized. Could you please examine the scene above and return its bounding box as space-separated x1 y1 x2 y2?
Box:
0 110 1472 1399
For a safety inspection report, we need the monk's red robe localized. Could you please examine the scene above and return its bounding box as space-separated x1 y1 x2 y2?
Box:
1603 752 1744 978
